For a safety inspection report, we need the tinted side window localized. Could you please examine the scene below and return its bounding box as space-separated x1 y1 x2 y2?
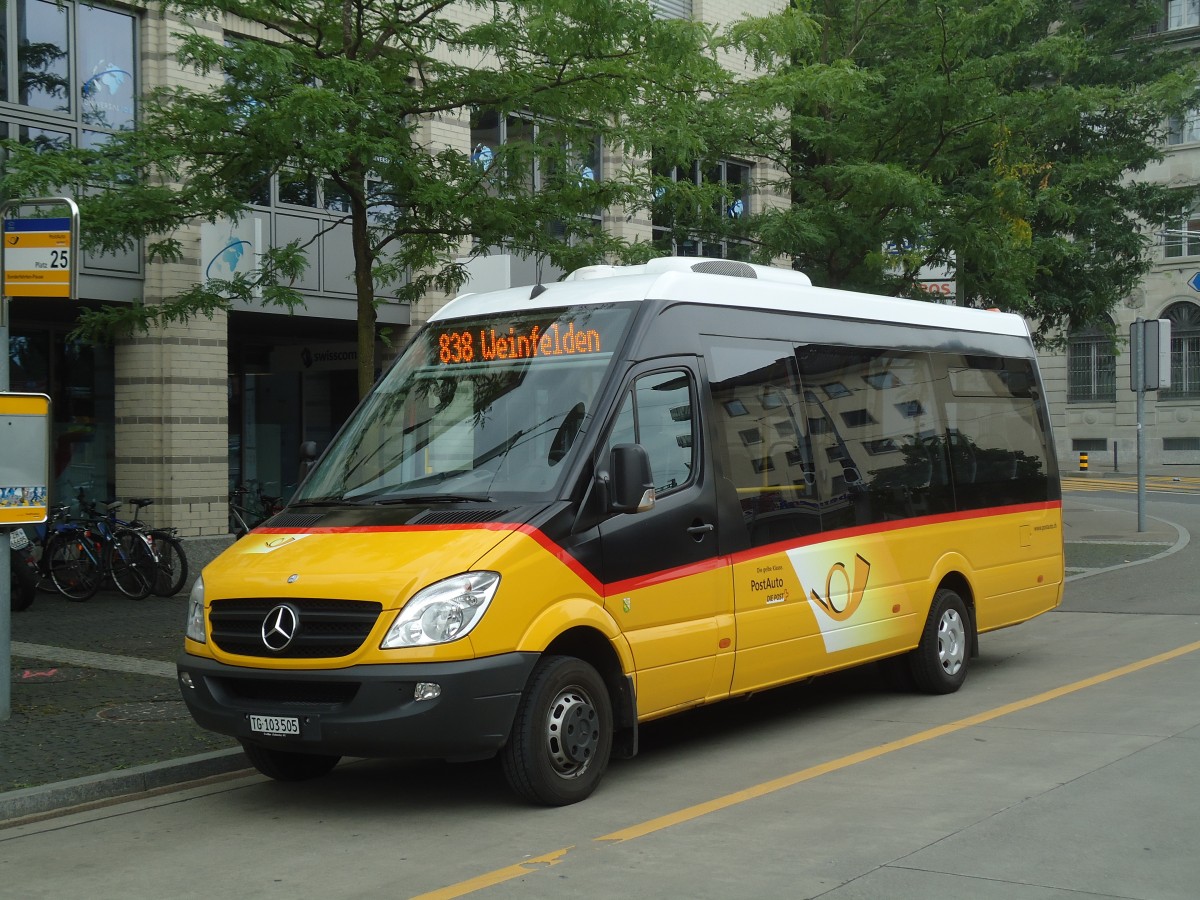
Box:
939 356 1051 507
606 370 695 494
796 346 953 528
706 339 819 547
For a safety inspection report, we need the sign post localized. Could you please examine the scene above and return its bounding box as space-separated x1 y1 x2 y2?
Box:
1 196 73 721
1130 318 1172 532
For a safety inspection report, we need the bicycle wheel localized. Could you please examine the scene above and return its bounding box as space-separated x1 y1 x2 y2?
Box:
109 528 156 600
45 531 102 601
148 530 189 597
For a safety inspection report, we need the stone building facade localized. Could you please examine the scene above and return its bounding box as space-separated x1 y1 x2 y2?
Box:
4 0 1195 553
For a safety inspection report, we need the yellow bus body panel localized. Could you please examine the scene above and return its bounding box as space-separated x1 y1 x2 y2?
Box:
727 503 1063 695
192 502 1061 711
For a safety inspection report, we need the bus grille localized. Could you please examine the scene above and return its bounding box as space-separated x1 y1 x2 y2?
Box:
210 597 383 659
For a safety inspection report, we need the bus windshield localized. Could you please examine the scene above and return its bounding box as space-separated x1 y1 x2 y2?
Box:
294 303 633 505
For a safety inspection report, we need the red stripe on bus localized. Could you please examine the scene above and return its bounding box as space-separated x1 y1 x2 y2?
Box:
249 499 1061 596
728 500 1062 567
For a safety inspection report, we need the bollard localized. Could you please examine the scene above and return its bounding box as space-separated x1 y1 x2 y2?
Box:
1079 451 1089 474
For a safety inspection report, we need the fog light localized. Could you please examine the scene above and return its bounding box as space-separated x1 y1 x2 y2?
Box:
180 672 195 690
414 682 441 701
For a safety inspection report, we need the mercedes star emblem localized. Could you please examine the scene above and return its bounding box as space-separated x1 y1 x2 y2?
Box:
261 603 300 652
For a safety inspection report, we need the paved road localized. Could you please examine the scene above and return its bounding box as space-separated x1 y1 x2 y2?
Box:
2 491 1198 899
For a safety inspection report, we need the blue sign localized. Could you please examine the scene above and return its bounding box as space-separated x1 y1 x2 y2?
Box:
1188 271 1200 293
3 217 71 233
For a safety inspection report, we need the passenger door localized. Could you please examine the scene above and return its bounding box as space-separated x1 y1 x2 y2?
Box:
598 362 735 716
701 338 830 693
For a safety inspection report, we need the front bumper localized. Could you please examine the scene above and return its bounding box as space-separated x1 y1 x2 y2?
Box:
177 652 539 761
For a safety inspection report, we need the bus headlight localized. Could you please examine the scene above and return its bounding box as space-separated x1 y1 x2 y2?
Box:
185 575 206 643
382 572 500 648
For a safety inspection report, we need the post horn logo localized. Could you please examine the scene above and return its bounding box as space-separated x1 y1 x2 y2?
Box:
811 554 871 622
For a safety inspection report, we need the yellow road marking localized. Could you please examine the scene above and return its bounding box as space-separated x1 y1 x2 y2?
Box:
416 639 1200 897
1062 476 1200 494
409 846 573 900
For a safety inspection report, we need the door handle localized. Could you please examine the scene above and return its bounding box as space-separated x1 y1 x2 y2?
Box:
686 522 714 537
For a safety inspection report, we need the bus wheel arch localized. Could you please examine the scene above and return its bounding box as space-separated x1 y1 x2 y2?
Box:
543 626 637 759
933 570 979 657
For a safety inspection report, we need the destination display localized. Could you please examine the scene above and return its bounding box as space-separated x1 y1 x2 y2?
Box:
431 306 629 366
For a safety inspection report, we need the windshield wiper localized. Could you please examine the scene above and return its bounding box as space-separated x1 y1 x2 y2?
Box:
372 493 493 505
290 495 347 507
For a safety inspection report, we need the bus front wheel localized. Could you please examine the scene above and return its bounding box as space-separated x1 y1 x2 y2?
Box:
908 587 970 694
501 655 613 806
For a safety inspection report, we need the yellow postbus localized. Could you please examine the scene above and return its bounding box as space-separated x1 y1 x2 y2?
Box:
178 257 1063 805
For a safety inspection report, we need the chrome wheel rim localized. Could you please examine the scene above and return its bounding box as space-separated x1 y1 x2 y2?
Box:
938 608 966 676
545 686 600 779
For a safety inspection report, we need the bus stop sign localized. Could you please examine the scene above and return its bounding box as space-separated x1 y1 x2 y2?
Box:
2 218 73 298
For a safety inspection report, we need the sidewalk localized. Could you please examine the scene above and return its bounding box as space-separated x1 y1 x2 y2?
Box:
2 590 246 822
1061 491 1186 579
0 492 1189 823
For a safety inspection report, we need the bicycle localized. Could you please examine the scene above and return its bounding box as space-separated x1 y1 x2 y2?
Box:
104 498 190 598
44 502 159 601
134 510 189 598
229 483 283 539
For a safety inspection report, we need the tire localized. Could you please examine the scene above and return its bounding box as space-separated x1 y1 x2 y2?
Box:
45 532 102 601
908 587 971 694
148 530 188 597
109 529 156 600
239 741 341 782
501 655 613 806
9 548 36 611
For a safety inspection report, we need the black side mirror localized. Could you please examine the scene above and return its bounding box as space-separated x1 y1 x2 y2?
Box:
603 443 655 514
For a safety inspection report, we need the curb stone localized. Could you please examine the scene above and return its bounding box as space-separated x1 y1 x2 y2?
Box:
0 748 250 824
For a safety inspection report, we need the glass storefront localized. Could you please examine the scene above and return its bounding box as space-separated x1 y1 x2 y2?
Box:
7 324 115 510
228 316 364 504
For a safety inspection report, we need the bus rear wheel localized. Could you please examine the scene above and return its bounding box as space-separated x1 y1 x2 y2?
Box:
501 655 613 806
908 587 970 694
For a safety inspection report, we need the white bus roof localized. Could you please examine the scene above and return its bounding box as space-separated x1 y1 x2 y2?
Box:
431 257 1030 340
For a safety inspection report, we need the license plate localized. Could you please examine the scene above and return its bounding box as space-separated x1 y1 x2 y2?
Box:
248 714 300 736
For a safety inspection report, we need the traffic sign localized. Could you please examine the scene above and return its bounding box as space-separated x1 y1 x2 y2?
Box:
2 217 73 297
1189 271 1200 293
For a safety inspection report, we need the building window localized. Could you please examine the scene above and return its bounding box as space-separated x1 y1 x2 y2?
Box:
470 109 601 215
1162 301 1200 398
650 0 692 19
1166 0 1200 30
1067 320 1117 402
0 0 137 147
1164 436 1200 450
1168 106 1200 145
652 155 752 260
1162 201 1200 258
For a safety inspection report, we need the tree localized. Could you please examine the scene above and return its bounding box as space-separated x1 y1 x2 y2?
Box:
711 0 1200 342
1 0 726 396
